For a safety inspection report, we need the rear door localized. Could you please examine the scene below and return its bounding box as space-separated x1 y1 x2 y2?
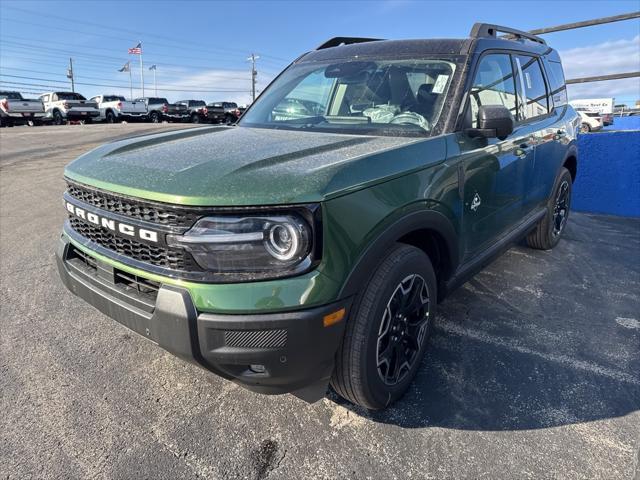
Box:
512 54 560 212
457 53 535 260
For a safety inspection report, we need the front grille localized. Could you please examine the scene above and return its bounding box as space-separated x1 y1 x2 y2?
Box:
114 269 161 299
66 181 202 227
224 329 287 349
69 217 199 271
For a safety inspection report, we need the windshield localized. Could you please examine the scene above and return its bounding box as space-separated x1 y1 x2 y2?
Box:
241 58 456 136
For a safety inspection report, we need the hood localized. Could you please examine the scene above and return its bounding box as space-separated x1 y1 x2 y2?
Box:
65 126 445 206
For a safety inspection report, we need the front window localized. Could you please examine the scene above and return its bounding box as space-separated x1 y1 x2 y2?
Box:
241 58 457 136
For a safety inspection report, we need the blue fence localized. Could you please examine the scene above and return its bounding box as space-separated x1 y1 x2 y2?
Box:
603 116 640 131
573 129 640 218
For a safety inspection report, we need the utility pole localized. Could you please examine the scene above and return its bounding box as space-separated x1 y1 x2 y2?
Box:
247 53 259 102
67 58 75 92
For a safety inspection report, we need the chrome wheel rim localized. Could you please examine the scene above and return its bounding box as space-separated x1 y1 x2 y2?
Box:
376 274 430 386
552 180 570 237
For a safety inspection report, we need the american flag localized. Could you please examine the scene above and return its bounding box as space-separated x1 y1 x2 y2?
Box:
128 42 142 55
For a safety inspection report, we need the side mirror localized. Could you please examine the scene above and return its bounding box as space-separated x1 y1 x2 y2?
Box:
466 105 514 140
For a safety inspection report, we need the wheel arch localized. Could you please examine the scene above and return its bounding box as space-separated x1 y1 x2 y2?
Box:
563 149 578 182
338 209 459 302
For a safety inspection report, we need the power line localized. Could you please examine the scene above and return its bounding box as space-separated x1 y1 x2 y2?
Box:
1 9 289 64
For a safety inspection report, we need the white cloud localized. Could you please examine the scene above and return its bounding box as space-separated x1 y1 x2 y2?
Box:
559 35 640 102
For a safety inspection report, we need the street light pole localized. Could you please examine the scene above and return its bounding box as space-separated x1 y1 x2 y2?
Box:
247 53 259 102
67 58 75 92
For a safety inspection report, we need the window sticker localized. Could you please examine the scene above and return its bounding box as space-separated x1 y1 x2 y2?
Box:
432 74 449 94
525 72 532 90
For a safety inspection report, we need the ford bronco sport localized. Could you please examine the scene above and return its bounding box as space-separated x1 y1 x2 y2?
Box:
57 24 579 409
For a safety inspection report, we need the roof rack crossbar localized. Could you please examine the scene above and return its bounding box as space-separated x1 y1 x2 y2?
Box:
316 37 384 50
470 23 546 45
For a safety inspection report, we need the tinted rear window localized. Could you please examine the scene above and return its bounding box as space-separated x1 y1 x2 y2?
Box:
149 97 168 104
104 95 125 102
0 91 22 100
190 100 206 107
545 60 567 108
223 102 238 108
56 92 86 100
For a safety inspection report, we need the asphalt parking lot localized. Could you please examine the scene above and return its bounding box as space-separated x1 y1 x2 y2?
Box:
1 124 639 479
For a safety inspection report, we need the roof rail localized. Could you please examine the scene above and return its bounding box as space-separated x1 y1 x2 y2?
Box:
470 23 546 45
316 37 383 50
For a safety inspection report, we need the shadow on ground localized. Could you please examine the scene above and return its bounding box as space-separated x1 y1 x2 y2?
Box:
329 214 640 430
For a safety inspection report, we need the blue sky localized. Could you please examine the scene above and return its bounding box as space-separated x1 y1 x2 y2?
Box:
1 0 638 105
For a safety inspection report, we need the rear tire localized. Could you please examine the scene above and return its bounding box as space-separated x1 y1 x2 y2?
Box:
106 110 116 123
149 111 160 123
527 167 572 250
331 244 437 410
580 123 591 133
53 110 64 125
191 113 200 124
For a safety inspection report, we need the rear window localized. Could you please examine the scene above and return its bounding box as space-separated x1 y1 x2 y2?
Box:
223 102 238 109
149 97 168 104
545 60 568 108
55 92 86 101
0 91 23 100
104 95 125 102
514 55 549 120
56 92 86 100
190 100 206 107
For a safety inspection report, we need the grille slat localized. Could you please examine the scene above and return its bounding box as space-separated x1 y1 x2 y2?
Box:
66 182 201 227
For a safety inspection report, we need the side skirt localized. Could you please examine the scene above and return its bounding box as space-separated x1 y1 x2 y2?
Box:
443 207 546 297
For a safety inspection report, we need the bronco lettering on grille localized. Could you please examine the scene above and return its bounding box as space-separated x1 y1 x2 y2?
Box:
66 201 159 243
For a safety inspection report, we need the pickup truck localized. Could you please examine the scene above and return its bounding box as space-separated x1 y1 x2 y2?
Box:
206 101 241 124
0 91 48 127
89 95 147 123
40 92 100 125
58 24 579 410
175 100 208 123
135 97 190 123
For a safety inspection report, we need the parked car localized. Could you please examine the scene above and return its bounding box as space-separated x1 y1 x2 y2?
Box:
176 100 208 123
206 101 241 124
39 92 99 125
0 91 48 127
575 108 603 132
89 95 147 123
135 97 189 123
57 24 579 410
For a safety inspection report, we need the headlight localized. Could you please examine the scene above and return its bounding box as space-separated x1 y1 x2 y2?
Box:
166 212 316 280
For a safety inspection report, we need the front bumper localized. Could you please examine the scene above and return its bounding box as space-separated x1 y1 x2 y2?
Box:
56 235 349 402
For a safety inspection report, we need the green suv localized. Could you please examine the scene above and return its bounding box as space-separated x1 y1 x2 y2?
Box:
57 24 579 409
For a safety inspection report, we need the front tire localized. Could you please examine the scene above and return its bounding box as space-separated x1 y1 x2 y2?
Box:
527 167 572 250
149 111 160 123
331 244 437 410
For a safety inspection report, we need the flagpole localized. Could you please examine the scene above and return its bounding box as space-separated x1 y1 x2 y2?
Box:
139 41 145 97
129 65 132 100
153 68 157 96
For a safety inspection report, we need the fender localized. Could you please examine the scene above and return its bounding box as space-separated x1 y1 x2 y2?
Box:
339 209 460 299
